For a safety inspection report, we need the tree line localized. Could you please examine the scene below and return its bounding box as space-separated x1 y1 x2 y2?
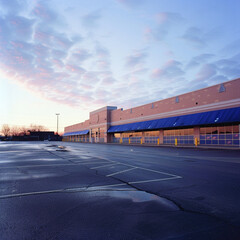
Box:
1 124 48 137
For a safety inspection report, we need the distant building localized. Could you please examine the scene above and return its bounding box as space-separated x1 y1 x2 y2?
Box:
11 131 62 141
63 78 240 147
28 131 56 141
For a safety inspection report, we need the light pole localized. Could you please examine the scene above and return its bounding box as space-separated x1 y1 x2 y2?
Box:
56 113 60 134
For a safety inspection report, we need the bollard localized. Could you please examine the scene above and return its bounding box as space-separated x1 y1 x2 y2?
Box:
129 138 131 144
195 138 198 146
175 138 177 146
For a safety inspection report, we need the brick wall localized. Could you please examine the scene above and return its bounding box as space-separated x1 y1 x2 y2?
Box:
110 78 240 125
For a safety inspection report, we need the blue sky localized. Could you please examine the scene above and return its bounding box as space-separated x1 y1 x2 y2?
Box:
0 0 239 133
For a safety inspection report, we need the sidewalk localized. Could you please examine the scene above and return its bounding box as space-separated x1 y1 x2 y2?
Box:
108 142 240 150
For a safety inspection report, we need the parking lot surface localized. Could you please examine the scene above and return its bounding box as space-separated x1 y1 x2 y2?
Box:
0 141 240 239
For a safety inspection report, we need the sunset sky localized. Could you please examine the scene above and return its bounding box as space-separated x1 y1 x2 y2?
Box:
0 0 239 133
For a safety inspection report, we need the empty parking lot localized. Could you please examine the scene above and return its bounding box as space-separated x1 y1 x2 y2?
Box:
0 141 240 239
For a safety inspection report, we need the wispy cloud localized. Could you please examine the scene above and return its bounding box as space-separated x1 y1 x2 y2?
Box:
145 12 184 41
155 12 184 25
0 0 239 114
186 53 215 69
0 0 23 14
32 1 58 23
221 39 240 55
82 10 101 29
195 63 217 81
0 2 109 108
116 0 145 8
182 27 207 48
125 49 147 68
151 60 184 79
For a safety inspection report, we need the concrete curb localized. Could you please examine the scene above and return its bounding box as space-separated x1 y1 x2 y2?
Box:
67 141 240 150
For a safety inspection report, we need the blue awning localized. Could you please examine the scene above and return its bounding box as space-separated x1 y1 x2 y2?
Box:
108 107 240 133
63 130 89 136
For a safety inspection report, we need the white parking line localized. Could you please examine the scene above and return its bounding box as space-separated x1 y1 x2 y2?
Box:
113 162 180 178
0 183 129 199
106 167 138 177
136 166 180 178
90 163 118 169
0 189 64 199
67 183 127 191
71 159 105 164
80 162 110 165
0 163 78 169
0 176 182 199
92 159 181 179
129 176 182 184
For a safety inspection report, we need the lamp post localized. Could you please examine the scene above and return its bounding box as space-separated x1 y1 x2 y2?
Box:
56 113 60 134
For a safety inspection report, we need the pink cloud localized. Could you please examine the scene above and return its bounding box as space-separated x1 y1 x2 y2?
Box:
156 13 168 24
65 64 85 74
151 60 184 79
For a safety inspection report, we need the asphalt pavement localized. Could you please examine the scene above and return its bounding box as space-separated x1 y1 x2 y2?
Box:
0 141 240 240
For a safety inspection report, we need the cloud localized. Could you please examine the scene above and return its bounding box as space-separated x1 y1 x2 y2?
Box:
95 44 110 58
182 27 210 48
82 10 101 29
155 12 184 25
0 0 23 14
122 49 149 94
215 56 240 78
94 44 111 70
0 14 34 44
101 77 116 85
186 53 215 69
82 71 100 84
51 49 67 60
8 15 35 41
32 1 58 23
126 49 147 68
69 48 91 63
195 64 217 81
221 39 240 55
65 64 86 75
151 60 184 79
145 12 184 41
188 53 240 89
116 0 145 8
0 2 109 108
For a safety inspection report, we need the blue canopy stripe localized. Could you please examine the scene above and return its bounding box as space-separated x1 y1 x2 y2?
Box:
107 107 240 133
63 130 89 136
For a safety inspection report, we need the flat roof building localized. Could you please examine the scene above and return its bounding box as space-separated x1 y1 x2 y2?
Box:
63 78 240 147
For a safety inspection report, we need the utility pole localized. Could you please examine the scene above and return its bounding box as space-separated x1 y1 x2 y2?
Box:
56 113 60 134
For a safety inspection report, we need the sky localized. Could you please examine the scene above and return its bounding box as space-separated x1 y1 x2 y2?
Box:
0 0 240 133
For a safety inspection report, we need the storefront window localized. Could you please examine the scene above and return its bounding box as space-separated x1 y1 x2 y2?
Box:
163 128 194 145
144 131 159 136
200 124 239 145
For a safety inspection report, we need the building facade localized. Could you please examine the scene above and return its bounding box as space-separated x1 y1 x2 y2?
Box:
63 78 240 147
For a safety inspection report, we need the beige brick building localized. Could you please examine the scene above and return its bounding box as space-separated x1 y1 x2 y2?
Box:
63 78 240 147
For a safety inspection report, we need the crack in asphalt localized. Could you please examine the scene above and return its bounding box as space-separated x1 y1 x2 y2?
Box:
50 149 239 229
106 175 240 229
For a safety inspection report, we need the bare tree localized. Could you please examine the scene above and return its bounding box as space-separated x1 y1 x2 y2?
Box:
11 126 21 136
29 124 48 132
19 126 29 135
1 124 10 137
1 124 49 138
